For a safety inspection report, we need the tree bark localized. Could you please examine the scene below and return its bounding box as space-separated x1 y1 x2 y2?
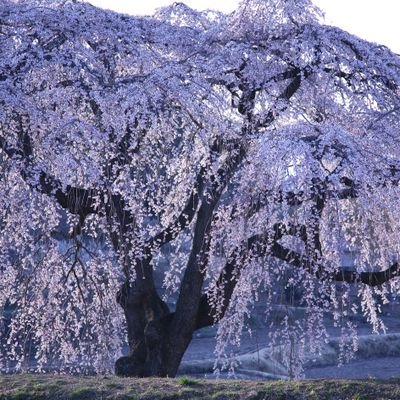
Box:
114 277 173 377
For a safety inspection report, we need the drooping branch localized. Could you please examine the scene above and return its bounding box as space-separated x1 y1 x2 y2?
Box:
105 119 147 178
193 169 389 328
194 222 307 329
148 166 206 249
334 263 400 286
245 168 399 221
0 118 140 244
195 214 400 330
333 173 399 201
0 130 99 217
271 241 400 287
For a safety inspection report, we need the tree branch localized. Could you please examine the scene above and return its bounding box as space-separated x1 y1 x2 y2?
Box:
194 222 306 329
271 242 400 287
147 166 206 249
334 263 400 286
195 217 400 330
0 132 99 217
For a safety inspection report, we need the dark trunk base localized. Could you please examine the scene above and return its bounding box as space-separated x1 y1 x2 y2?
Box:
115 281 187 378
115 355 169 377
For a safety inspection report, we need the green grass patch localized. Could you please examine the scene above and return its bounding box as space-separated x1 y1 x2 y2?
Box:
1 374 400 400
177 375 198 386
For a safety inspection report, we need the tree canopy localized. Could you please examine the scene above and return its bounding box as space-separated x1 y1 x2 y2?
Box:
1 0 400 377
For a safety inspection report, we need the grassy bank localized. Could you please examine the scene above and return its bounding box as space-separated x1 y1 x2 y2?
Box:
1 374 400 400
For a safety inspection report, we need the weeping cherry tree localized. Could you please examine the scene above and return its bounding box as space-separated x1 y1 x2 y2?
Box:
1 0 400 377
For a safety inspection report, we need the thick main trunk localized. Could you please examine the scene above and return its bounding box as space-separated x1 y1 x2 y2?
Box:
114 280 192 377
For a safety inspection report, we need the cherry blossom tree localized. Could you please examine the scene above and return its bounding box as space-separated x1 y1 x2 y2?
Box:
1 0 400 377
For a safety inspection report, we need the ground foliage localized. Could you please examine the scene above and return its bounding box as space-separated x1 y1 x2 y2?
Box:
1 374 400 400
1 0 400 377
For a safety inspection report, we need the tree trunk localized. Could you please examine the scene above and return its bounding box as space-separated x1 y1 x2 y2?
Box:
114 280 191 377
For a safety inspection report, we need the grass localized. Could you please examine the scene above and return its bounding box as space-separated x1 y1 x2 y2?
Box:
177 376 198 386
1 374 400 400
